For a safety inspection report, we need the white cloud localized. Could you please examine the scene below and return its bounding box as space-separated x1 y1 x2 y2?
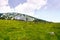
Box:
0 0 8 6
0 0 47 16
0 6 12 13
15 0 47 16
0 0 14 13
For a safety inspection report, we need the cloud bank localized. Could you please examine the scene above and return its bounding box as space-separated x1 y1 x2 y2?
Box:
15 0 47 16
0 0 15 13
0 0 47 16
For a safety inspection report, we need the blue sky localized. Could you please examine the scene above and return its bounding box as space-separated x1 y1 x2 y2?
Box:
0 0 60 22
8 0 27 8
38 0 60 22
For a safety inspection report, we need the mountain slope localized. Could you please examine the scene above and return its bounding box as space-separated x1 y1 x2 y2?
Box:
0 20 60 40
0 13 49 22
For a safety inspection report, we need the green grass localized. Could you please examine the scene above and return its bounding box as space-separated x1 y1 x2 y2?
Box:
0 20 60 40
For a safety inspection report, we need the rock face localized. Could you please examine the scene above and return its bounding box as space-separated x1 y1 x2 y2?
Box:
0 13 35 21
14 14 35 21
0 13 48 22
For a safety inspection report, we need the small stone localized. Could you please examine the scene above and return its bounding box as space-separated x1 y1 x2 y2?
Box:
49 32 55 35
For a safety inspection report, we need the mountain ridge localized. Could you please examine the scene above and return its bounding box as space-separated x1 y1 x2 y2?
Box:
0 12 51 22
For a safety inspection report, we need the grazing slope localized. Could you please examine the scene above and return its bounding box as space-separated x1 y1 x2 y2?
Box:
0 20 60 40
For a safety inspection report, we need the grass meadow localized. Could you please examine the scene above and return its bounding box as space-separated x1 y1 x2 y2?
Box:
0 20 60 40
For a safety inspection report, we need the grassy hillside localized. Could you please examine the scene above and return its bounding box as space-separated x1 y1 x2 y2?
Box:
0 20 60 40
